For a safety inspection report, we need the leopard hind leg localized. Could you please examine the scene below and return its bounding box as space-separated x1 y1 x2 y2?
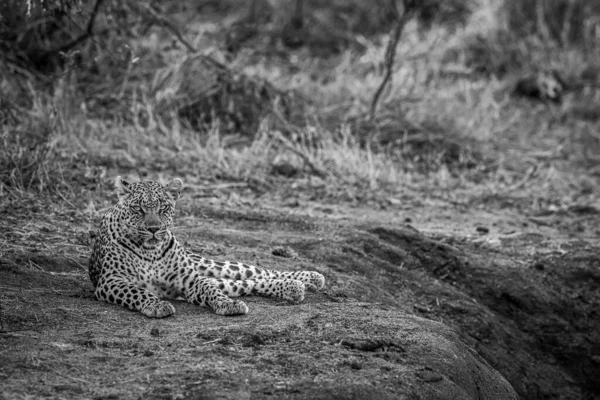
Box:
195 257 325 292
208 278 306 303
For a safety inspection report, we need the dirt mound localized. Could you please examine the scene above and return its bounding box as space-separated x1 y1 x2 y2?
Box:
185 205 599 399
0 256 516 400
2 202 599 399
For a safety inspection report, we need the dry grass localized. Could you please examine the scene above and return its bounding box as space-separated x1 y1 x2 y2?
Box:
1 0 599 213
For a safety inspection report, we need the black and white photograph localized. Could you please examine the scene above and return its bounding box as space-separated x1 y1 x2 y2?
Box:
1 0 599 399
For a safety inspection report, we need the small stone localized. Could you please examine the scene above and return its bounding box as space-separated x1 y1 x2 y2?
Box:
271 246 298 258
476 226 489 234
415 369 443 382
271 162 299 178
283 199 300 208
249 334 265 346
532 262 545 271
347 360 362 370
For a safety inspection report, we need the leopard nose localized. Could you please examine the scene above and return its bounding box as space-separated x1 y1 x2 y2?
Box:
147 226 160 234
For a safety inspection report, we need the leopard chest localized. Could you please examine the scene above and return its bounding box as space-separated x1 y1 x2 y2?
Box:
129 250 184 299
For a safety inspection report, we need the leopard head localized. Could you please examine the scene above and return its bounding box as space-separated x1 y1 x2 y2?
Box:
114 176 183 249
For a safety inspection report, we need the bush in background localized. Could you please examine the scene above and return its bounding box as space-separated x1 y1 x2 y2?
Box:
505 0 600 46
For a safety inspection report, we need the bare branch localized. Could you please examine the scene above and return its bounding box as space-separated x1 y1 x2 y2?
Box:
129 2 198 53
271 106 329 179
369 0 415 121
43 0 105 57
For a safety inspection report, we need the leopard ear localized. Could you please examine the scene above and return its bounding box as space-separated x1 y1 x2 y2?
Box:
115 176 131 203
166 178 183 201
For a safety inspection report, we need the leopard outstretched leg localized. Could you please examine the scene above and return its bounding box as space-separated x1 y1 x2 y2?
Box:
187 253 325 291
94 276 176 318
269 270 325 291
207 278 306 303
183 276 249 316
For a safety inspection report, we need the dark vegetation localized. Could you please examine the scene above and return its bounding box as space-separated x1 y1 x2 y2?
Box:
1 0 600 399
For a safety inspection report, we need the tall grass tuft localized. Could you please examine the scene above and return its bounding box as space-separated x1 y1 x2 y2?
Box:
0 0 599 209
0 99 57 192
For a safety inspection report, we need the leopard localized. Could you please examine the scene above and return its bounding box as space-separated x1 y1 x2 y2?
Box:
88 177 325 318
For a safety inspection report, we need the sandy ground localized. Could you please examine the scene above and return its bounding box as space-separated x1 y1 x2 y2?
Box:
1 193 599 399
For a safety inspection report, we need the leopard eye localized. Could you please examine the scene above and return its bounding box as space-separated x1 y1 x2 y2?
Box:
131 204 143 213
159 204 170 212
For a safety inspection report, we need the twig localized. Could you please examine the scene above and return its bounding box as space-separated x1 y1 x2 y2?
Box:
369 0 415 121
130 2 197 53
42 0 106 57
54 371 94 385
201 338 223 345
503 164 539 192
64 255 87 271
128 2 239 80
128 3 238 79
0 329 40 335
270 109 329 179
271 131 327 179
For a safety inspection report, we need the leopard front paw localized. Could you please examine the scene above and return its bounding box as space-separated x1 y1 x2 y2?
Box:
141 300 176 318
283 280 305 303
304 271 325 291
214 300 249 316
